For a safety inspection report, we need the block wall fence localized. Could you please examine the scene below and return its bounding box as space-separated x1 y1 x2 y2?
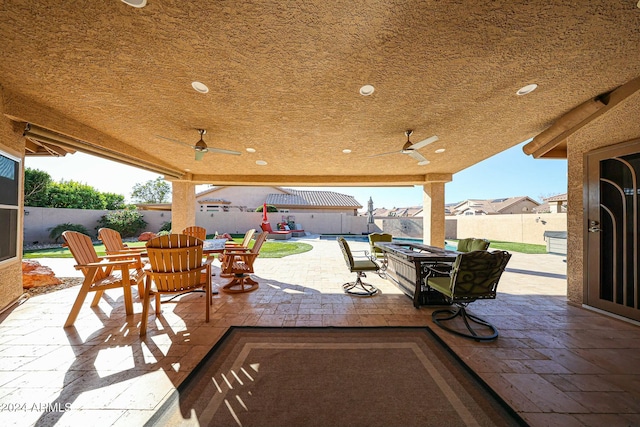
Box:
23 207 566 246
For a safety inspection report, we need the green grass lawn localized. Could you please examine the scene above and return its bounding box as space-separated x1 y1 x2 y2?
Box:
23 239 313 259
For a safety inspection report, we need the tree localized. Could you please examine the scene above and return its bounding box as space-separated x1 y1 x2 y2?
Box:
131 177 171 203
24 167 127 210
47 180 106 209
24 168 52 207
103 192 126 210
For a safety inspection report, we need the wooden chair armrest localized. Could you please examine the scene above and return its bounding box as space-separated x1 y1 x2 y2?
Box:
99 254 143 264
108 248 146 254
223 247 251 252
77 259 140 268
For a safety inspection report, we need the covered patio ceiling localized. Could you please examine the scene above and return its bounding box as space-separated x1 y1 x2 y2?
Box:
1 1 639 186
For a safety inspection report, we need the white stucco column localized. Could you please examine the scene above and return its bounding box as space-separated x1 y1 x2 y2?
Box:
171 181 196 234
422 182 445 246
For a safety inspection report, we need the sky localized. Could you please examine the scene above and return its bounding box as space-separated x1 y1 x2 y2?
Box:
25 140 567 211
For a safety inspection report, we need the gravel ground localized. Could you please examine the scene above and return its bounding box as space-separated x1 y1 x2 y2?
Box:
25 277 83 297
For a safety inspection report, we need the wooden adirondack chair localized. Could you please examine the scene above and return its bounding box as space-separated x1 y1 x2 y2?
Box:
181 226 207 241
98 228 142 254
140 234 214 336
219 229 256 275
62 231 145 327
225 228 256 250
220 231 268 293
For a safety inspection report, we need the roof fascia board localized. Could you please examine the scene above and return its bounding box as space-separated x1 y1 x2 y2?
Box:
183 173 453 186
523 76 640 159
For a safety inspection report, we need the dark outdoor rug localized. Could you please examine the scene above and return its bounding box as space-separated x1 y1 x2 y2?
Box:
146 327 527 427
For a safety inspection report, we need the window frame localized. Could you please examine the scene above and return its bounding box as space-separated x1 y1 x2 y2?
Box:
0 149 21 266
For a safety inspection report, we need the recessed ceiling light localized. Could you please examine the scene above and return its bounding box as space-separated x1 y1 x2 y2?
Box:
516 84 538 96
121 0 146 7
435 148 445 154
342 149 352 154
185 168 191 172
359 85 375 96
246 148 256 153
256 160 267 166
191 81 209 94
418 160 430 166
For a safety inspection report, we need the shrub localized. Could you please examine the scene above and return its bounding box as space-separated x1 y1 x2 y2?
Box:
159 221 172 233
48 223 90 243
255 204 278 213
156 230 170 236
96 208 147 238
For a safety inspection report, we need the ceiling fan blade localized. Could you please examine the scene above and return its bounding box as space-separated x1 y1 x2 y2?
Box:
208 147 242 156
407 150 429 165
194 150 206 161
368 150 402 158
408 135 439 150
155 134 193 148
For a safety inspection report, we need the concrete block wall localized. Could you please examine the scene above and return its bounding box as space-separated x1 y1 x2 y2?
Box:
23 207 171 244
23 207 567 246
447 213 567 245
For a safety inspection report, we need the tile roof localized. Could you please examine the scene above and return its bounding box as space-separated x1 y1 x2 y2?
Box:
454 196 540 214
544 193 568 202
267 189 362 208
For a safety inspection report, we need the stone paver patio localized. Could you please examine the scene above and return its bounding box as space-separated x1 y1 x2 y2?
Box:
1 237 639 426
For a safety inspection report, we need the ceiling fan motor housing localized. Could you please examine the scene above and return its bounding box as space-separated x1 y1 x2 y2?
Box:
194 139 208 152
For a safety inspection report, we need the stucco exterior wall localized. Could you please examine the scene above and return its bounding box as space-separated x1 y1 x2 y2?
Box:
196 186 357 214
197 186 284 211
0 91 25 310
564 90 640 305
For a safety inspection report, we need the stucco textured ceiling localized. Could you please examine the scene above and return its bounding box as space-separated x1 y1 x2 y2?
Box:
1 1 639 185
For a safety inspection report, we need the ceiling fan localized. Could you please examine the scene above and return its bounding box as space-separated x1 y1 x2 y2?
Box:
156 129 241 161
369 130 438 165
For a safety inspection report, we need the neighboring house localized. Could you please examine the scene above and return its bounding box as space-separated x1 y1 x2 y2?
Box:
444 203 458 216
371 206 423 217
371 208 391 217
452 196 540 215
196 186 362 215
534 193 568 214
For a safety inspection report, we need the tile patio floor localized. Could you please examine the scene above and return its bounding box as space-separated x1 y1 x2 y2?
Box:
1 237 639 426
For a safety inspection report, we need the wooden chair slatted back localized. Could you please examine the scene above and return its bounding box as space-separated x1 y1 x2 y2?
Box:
241 229 256 247
145 234 206 292
181 226 207 241
250 231 268 256
98 228 127 253
62 231 109 281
